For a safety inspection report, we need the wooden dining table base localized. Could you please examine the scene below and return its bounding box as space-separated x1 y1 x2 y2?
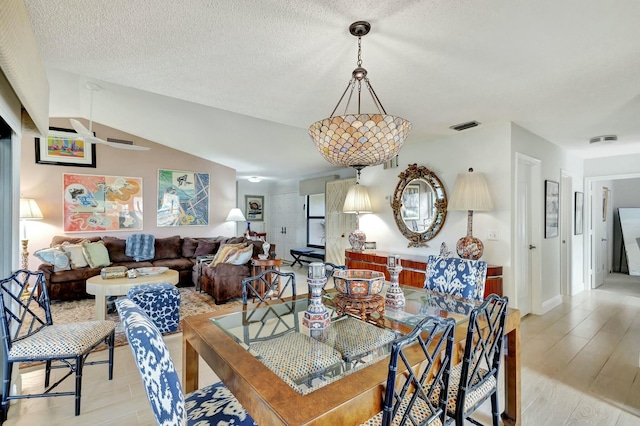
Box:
182 302 521 425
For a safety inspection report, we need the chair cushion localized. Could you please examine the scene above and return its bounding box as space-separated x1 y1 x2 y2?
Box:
8 320 115 360
430 362 497 415
425 256 487 300
362 392 442 426
250 332 342 383
324 316 396 362
185 381 256 426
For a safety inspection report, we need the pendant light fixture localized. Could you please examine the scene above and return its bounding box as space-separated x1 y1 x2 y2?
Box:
309 21 412 171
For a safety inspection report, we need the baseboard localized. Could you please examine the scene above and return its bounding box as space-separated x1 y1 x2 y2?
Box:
571 281 585 296
541 295 562 314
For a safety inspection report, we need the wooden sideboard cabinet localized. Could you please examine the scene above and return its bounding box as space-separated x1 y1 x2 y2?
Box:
345 250 503 298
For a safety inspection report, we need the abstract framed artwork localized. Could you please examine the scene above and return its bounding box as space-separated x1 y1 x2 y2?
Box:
63 173 142 232
245 195 264 221
574 191 584 235
157 169 210 227
545 180 559 238
35 127 96 168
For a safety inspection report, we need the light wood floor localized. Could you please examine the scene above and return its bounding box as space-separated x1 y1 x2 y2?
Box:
5 271 640 425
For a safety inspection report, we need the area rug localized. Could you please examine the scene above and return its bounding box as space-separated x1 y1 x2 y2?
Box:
20 287 242 369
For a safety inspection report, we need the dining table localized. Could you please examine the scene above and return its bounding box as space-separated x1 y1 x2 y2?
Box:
182 285 521 426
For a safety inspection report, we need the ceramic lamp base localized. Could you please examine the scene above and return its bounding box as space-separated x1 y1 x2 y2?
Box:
348 229 366 252
456 235 484 260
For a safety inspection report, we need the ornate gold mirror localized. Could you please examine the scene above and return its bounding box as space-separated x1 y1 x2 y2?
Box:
392 164 447 247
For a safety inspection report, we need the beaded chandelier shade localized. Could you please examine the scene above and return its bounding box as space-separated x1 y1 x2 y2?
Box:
309 21 412 169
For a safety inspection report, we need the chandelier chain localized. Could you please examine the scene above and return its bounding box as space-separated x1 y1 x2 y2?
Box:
357 36 362 67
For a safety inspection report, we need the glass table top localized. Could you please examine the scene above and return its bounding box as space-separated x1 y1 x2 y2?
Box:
210 285 479 396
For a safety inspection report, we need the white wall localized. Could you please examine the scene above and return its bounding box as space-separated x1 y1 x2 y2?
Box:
20 118 236 270
511 124 585 302
360 122 514 296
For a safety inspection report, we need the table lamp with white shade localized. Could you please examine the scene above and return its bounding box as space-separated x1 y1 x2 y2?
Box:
20 198 44 269
447 168 493 260
343 177 372 252
225 207 246 237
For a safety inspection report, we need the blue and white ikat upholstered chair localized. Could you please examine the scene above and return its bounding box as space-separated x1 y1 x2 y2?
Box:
0 270 115 419
126 282 180 334
424 255 488 301
115 298 256 426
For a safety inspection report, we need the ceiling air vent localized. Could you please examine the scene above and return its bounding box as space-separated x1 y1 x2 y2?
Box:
449 121 480 131
589 135 617 144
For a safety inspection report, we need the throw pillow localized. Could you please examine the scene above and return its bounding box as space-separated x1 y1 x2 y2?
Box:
210 243 246 267
224 245 253 265
81 241 111 268
61 242 89 269
194 240 221 257
33 248 71 272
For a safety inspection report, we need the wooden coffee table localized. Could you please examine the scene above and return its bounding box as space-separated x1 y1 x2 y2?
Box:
86 269 179 319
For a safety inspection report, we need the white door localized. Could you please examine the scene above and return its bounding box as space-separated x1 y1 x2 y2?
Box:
560 173 572 295
515 153 541 316
325 178 356 265
269 192 305 263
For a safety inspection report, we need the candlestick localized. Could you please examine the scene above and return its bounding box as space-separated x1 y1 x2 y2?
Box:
303 262 331 329
385 263 405 308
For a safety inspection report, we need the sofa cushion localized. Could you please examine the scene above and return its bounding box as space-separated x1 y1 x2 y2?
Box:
224 237 247 245
181 237 200 258
102 236 134 263
111 261 153 270
81 241 111 268
61 242 90 269
225 245 253 265
154 236 181 260
47 266 103 283
195 240 221 257
152 258 194 270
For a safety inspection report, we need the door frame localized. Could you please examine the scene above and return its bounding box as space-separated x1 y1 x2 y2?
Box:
585 172 640 290
514 152 542 315
560 170 572 295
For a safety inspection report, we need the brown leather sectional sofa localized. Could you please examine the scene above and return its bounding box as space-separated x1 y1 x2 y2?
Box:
37 235 272 302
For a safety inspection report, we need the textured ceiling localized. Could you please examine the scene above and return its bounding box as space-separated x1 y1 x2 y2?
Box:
23 0 640 179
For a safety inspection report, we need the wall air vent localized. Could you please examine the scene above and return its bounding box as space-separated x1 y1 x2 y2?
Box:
449 121 480 131
589 135 617 144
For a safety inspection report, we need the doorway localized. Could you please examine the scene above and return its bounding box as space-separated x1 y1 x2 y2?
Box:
514 153 542 315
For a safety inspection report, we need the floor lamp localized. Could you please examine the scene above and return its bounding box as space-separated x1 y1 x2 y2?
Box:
20 198 44 270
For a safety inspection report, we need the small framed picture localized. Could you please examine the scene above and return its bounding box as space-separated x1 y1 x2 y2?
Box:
574 192 584 235
35 127 97 168
245 195 264 221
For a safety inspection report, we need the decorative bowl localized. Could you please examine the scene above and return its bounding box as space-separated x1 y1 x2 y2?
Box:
257 254 268 260
333 269 385 298
135 266 169 276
